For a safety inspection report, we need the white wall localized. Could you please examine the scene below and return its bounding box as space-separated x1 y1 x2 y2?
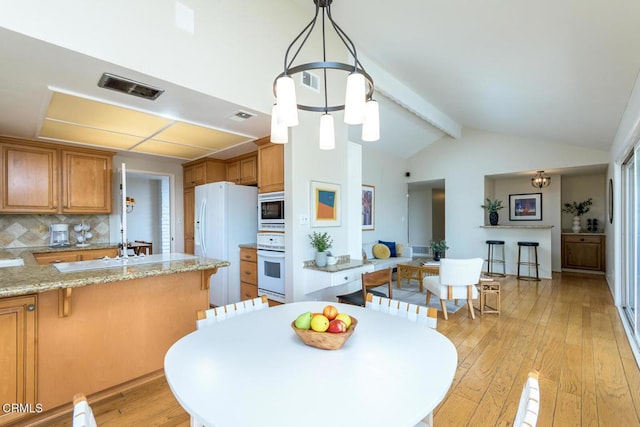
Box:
407 128 609 263
125 178 162 251
361 147 410 245
561 173 607 231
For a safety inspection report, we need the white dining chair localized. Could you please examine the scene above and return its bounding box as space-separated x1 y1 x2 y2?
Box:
366 293 437 427
72 393 97 427
196 295 269 330
512 371 540 427
423 258 484 320
365 293 437 329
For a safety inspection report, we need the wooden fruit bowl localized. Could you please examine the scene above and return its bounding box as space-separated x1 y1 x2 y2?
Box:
291 316 358 350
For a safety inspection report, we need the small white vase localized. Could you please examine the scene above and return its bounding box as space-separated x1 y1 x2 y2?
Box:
572 216 581 233
315 251 327 267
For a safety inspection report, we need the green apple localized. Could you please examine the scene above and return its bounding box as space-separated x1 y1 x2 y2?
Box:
294 312 313 330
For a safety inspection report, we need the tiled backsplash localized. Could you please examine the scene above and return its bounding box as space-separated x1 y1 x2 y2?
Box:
0 214 110 248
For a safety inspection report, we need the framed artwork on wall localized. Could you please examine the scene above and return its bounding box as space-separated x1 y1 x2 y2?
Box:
509 193 542 221
310 181 341 227
362 185 375 230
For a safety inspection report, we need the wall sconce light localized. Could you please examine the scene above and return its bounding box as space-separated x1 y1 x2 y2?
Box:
126 196 136 213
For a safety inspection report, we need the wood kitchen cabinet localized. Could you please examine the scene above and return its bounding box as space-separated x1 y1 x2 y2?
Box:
226 153 257 185
182 158 226 188
256 137 284 193
239 247 258 301
33 247 119 265
61 149 112 213
0 137 114 214
184 187 195 254
0 295 37 426
562 234 605 271
0 141 59 213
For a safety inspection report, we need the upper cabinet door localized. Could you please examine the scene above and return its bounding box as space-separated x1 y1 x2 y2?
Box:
61 149 113 214
0 143 59 212
258 142 284 193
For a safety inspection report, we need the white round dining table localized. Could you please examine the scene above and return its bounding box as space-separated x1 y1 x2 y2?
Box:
164 301 457 427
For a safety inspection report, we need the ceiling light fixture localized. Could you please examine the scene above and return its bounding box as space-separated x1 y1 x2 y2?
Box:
531 170 551 188
271 0 379 148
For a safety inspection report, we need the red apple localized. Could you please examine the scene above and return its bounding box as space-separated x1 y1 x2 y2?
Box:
327 319 347 333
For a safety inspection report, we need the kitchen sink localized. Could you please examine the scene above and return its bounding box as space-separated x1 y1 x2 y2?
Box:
0 258 25 268
53 253 198 273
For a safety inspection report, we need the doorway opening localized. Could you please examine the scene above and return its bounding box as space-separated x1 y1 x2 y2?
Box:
125 171 172 254
407 179 445 255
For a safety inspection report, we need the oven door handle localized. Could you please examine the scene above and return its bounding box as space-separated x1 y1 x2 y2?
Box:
257 250 285 258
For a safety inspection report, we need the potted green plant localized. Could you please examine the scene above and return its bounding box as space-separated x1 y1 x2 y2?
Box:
562 198 593 233
309 231 333 267
430 239 449 261
481 198 504 226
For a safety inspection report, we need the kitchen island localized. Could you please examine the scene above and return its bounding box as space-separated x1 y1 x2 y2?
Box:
0 246 229 426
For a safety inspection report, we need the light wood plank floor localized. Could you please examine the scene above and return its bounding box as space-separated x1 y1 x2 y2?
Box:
37 273 640 426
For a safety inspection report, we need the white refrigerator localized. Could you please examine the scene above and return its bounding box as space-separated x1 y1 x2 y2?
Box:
194 182 258 306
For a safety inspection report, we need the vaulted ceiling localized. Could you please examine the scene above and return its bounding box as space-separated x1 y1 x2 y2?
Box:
1 1 639 160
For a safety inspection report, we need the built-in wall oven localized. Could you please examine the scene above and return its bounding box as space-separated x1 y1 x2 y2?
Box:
257 233 285 303
258 191 284 231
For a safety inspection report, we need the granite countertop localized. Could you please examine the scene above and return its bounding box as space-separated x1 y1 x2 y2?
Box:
561 232 605 236
238 243 257 249
304 259 370 273
0 245 229 298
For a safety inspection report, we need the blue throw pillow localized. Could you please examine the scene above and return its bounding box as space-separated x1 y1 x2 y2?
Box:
378 240 397 257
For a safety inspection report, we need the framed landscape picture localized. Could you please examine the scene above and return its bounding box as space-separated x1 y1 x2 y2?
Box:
310 181 341 227
362 185 375 230
509 193 542 221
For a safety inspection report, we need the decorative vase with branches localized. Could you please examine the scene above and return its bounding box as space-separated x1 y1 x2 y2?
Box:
481 198 504 226
562 198 593 233
430 239 449 261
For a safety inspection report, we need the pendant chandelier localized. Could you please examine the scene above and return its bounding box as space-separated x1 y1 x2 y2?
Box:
271 0 379 149
531 170 551 188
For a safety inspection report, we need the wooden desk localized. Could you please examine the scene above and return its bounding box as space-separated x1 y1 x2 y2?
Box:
165 301 457 427
127 241 152 256
396 259 440 292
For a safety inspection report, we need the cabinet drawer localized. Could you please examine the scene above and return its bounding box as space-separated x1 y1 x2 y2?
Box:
240 260 257 285
80 248 118 260
240 247 257 262
562 235 602 244
33 252 80 265
240 282 258 301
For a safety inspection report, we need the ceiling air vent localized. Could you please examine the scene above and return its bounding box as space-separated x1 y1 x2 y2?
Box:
229 110 256 122
97 73 164 100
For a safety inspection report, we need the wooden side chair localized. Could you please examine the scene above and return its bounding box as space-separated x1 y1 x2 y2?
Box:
423 258 484 320
72 393 97 427
196 295 269 329
365 293 437 329
337 268 393 306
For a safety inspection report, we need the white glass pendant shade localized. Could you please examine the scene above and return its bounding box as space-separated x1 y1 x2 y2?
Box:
344 72 366 125
362 99 380 142
319 114 336 150
275 76 298 127
270 104 288 144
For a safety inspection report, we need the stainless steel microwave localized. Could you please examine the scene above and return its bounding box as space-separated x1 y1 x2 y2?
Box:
258 191 284 231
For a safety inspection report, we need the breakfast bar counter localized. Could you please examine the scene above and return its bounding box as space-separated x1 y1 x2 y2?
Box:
0 247 229 425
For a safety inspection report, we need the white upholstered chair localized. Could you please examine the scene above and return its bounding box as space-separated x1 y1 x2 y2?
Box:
423 258 484 320
513 371 540 427
196 295 269 329
365 293 437 329
72 393 97 427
